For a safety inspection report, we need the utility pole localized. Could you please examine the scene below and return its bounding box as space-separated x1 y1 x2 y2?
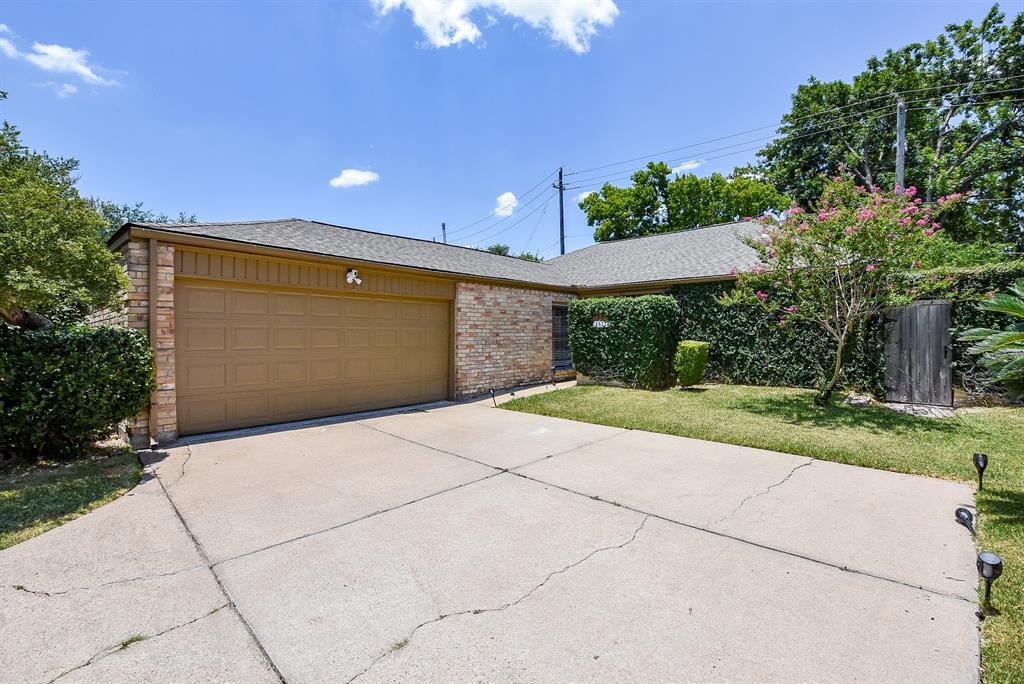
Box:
441 222 447 244
553 167 565 255
895 97 906 191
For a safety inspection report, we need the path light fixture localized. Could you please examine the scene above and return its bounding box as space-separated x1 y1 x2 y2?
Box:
973 452 988 490
977 551 1004 604
489 388 497 408
955 508 975 535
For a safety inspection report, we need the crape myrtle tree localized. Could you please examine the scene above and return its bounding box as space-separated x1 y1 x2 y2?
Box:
725 176 967 405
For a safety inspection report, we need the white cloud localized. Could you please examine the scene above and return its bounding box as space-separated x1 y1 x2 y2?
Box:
671 159 705 175
374 0 619 54
493 191 518 217
0 30 119 86
329 168 380 188
0 38 20 58
574 190 595 203
36 81 78 98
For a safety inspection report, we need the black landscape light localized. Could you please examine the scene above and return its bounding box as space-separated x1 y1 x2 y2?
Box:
977 551 1004 604
489 388 497 407
955 507 975 535
973 452 988 490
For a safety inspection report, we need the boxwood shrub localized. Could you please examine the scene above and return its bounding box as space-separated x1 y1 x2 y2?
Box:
568 295 679 390
674 340 709 387
0 325 154 461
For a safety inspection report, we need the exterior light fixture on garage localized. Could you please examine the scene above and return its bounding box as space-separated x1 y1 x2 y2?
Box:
346 268 362 285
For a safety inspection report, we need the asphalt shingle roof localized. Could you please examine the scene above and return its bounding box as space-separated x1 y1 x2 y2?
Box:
129 218 759 289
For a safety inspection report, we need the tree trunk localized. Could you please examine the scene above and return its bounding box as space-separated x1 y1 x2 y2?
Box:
816 321 854 406
0 308 53 330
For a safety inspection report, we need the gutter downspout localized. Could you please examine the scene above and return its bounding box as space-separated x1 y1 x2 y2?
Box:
148 238 159 443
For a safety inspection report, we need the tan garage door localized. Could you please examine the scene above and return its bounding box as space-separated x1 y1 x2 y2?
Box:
175 279 450 435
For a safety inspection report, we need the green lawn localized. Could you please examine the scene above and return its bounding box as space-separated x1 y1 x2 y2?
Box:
504 383 1024 683
0 448 142 550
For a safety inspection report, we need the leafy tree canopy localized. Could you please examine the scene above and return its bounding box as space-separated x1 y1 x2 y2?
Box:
89 199 196 241
580 163 790 242
484 243 544 262
758 4 1024 244
0 118 127 328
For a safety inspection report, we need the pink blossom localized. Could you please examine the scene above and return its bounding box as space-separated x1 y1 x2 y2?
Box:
900 205 918 215
845 226 856 235
768 250 777 258
818 208 838 221
923 228 935 237
904 186 917 197
756 290 767 301
865 263 876 272
777 317 787 327
898 217 912 227
785 305 798 314
856 208 876 221
752 264 766 275
832 175 842 182
797 221 809 232
789 203 804 214
912 260 921 269
913 198 922 204
916 219 928 226
932 222 940 229
938 193 963 205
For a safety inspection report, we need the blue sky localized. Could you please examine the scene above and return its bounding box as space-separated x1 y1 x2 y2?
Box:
2 1 1019 258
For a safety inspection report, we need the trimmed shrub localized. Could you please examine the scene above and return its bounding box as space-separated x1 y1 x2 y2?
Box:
568 295 679 390
675 340 709 387
0 325 154 461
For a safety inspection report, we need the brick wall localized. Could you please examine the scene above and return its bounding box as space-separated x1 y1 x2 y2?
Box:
88 238 177 447
454 282 574 397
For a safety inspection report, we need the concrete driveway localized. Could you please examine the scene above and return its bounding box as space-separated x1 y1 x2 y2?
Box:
1 396 980 682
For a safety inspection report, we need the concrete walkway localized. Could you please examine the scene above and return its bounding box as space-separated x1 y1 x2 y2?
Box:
0 396 979 682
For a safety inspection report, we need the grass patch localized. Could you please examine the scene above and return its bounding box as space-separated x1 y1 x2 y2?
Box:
504 383 1024 683
0 447 142 550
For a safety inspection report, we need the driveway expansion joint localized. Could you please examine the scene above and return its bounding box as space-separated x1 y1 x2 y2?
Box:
356 422 502 472
346 514 650 683
509 470 976 605
150 465 287 683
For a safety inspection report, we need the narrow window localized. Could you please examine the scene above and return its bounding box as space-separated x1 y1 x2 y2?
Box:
552 304 572 370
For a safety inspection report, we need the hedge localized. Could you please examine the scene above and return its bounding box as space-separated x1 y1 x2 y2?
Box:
0 325 154 461
671 260 1024 396
568 295 679 390
675 341 709 387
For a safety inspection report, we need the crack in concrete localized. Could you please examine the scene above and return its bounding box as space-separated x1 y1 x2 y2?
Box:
713 460 814 525
509 470 977 605
47 603 229 682
9 564 207 597
150 466 287 683
170 444 194 488
346 515 649 683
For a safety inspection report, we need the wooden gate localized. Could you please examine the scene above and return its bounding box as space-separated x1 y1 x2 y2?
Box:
884 300 953 406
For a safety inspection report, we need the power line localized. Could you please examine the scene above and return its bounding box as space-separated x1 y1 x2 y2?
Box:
446 168 558 236
565 76 1024 178
521 194 554 253
567 94 1024 190
463 190 558 246
455 186 557 242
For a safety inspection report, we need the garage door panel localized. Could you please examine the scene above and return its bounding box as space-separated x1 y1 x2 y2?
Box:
176 279 449 435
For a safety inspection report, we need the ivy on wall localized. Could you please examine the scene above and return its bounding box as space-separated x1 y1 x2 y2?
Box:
568 295 679 390
672 261 1024 396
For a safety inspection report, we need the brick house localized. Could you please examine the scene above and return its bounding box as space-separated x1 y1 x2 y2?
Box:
101 218 759 445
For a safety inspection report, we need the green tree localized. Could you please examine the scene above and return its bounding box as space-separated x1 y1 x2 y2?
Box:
89 200 197 241
0 120 127 328
580 163 788 242
726 177 967 404
759 5 1024 243
484 243 545 261
961 278 1024 395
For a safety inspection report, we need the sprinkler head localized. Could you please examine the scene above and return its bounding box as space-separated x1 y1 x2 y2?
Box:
954 507 975 535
